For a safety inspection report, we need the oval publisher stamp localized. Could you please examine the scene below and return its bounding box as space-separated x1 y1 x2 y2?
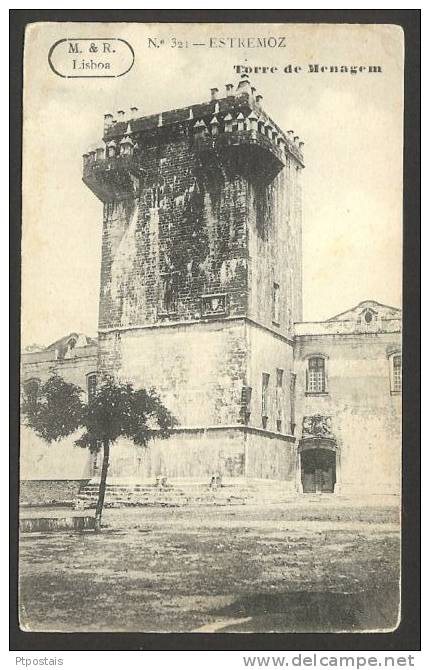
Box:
48 38 135 78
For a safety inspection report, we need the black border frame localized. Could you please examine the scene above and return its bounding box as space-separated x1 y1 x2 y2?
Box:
10 8 420 652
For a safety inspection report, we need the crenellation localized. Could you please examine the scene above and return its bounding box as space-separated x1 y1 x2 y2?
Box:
90 85 304 167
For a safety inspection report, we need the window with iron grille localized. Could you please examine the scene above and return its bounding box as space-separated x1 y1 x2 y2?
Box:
87 373 97 403
392 354 402 393
275 369 284 432
240 385 252 424
307 357 325 393
290 372 296 435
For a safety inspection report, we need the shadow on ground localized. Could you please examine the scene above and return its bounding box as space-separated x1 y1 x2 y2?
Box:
209 585 400 632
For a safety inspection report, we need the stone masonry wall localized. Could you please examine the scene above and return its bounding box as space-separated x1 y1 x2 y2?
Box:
246 322 295 436
96 428 246 480
245 431 296 483
247 154 303 337
20 426 93 481
98 129 249 332
99 320 247 427
97 319 299 483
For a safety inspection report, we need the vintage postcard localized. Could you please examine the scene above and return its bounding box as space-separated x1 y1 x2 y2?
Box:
19 21 404 634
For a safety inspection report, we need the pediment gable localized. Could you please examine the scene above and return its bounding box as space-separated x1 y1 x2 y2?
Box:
327 300 401 322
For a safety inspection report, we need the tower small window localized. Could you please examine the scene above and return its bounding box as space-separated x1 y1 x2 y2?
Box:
87 373 97 403
240 385 252 425
276 369 284 432
151 184 164 209
391 354 402 393
307 357 326 393
272 282 280 325
160 272 179 314
262 373 270 428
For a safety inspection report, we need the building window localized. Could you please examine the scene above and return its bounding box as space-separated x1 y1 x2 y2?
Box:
272 282 280 325
276 419 282 432
87 373 97 403
276 368 284 387
307 357 326 393
262 373 270 428
391 354 402 393
357 308 378 331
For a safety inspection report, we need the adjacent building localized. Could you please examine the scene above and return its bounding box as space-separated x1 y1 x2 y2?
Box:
20 334 97 504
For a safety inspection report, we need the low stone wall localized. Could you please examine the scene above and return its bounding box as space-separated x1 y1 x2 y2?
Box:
20 480 90 507
20 515 95 533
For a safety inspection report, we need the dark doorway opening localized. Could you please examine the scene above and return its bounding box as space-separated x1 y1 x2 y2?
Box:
301 448 336 493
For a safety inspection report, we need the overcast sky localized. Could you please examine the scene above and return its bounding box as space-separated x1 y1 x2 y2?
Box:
22 22 404 347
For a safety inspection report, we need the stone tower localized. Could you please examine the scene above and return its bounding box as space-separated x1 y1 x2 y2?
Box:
83 74 304 484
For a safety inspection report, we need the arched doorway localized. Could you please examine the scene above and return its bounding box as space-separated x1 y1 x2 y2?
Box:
301 448 336 494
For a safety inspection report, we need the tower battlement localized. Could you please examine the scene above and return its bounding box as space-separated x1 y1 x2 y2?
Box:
83 76 304 202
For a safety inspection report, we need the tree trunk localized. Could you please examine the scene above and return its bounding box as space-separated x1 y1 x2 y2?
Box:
94 440 110 532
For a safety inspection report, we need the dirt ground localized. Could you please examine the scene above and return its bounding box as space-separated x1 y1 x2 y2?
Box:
19 499 400 633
